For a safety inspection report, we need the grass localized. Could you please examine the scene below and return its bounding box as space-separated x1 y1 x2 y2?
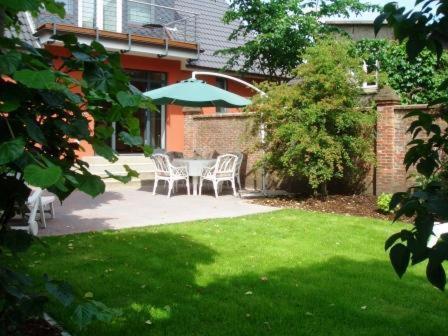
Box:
11 209 448 335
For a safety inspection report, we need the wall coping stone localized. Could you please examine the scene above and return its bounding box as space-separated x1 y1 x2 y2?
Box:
393 104 434 111
182 106 202 114
374 86 401 106
193 112 254 120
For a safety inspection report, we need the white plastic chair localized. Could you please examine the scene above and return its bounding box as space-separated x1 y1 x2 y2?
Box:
11 188 42 236
26 187 56 228
199 154 238 198
152 154 190 197
232 152 244 191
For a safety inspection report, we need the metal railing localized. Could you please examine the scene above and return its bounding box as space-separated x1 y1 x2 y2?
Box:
37 0 199 44
125 0 198 43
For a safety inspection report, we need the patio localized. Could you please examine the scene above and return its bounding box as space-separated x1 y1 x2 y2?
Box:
39 185 277 236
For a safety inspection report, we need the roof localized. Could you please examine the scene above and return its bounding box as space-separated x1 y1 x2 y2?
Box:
323 19 378 25
175 0 244 72
5 12 39 47
14 0 249 73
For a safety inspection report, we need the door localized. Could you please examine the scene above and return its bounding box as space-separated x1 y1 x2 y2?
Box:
112 70 167 154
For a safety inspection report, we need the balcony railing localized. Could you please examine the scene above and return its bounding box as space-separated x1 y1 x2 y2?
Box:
36 0 199 44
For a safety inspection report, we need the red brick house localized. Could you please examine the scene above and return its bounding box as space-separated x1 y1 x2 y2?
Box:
18 0 264 161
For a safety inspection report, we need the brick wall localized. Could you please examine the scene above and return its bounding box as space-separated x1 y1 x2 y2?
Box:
375 87 445 194
183 108 263 189
182 88 445 194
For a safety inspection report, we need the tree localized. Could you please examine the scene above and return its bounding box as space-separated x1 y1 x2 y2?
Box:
375 0 448 290
249 37 375 195
355 39 448 104
217 0 377 79
0 1 152 332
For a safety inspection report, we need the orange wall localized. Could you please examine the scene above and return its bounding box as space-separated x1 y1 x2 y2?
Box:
46 45 260 156
121 54 192 152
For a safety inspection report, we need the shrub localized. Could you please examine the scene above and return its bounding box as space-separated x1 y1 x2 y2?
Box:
377 193 393 213
249 37 375 195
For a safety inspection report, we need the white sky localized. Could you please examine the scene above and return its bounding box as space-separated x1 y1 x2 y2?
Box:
225 0 417 21
333 0 416 20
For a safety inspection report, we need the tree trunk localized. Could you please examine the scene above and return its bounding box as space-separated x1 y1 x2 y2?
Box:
319 182 328 200
0 8 6 38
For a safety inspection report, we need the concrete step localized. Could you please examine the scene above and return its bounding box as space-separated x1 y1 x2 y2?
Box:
83 155 156 190
83 155 154 165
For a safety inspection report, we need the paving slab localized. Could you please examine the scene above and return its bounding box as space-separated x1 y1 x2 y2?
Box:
39 186 278 236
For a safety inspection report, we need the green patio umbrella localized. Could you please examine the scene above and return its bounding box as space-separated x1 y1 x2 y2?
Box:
142 78 251 107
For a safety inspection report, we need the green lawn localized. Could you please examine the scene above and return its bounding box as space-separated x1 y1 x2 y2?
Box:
13 209 448 335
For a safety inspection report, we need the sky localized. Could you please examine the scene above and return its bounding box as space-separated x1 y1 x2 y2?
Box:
342 0 416 20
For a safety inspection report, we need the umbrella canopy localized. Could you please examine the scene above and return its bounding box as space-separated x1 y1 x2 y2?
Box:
143 78 251 108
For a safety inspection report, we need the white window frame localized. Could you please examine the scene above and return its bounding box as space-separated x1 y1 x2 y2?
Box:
77 0 123 32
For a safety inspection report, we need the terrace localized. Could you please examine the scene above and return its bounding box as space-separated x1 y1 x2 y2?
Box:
35 0 200 58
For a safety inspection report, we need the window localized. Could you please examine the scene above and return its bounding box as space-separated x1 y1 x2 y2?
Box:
82 0 95 28
216 77 227 113
59 0 74 15
103 0 117 31
128 0 152 25
110 70 167 153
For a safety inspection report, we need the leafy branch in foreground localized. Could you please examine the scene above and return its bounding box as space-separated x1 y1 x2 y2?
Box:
375 0 448 290
0 0 154 333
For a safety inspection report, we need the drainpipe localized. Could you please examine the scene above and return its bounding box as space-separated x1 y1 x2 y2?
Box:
191 71 268 194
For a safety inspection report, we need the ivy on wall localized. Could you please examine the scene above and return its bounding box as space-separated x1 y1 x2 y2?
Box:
355 39 448 104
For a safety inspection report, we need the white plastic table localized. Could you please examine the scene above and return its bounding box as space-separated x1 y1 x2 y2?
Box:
173 159 216 196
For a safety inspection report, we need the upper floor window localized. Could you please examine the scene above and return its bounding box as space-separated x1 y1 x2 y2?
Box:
82 0 96 28
103 0 117 31
59 0 74 16
128 0 153 25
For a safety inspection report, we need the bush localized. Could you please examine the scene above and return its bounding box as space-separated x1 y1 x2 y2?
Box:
377 193 393 213
249 37 375 195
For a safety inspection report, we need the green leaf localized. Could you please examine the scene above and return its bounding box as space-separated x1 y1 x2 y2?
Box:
22 117 47 144
426 261 446 291
0 51 22 74
0 137 25 165
24 164 62 188
385 232 402 251
142 145 153 157
105 171 131 184
92 141 118 162
0 229 35 253
53 34 77 45
73 303 95 330
13 69 56 89
389 243 410 278
117 91 141 107
45 277 74 307
72 300 120 329
0 99 20 112
119 132 142 146
72 51 94 62
75 174 105 197
105 165 139 184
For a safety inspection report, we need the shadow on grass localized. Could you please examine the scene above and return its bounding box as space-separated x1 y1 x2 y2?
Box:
32 230 448 336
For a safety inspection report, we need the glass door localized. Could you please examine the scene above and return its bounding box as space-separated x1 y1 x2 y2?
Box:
111 70 167 154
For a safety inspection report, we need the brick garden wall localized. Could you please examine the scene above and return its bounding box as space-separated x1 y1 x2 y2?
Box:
183 108 263 190
375 102 445 194
182 88 445 195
